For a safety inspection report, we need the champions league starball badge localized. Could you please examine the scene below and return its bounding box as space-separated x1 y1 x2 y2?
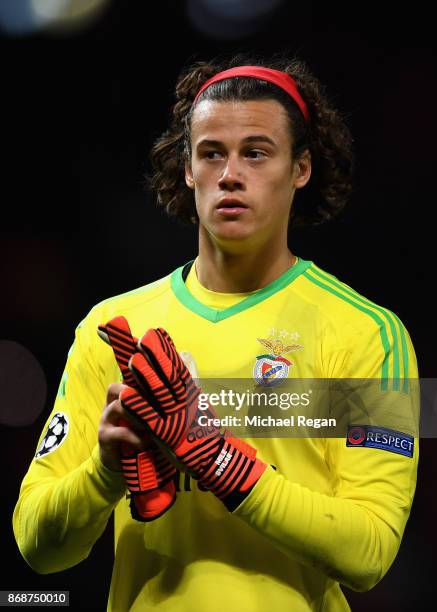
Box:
253 332 303 387
35 412 69 458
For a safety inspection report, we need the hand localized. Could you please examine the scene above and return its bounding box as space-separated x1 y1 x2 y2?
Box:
120 327 268 511
97 317 177 521
98 382 147 472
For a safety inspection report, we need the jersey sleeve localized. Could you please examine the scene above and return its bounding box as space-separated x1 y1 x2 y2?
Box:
12 306 126 574
234 313 419 592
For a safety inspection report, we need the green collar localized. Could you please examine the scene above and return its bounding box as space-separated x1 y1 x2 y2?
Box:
170 257 312 323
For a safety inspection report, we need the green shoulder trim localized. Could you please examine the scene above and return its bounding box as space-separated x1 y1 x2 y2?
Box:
303 264 408 392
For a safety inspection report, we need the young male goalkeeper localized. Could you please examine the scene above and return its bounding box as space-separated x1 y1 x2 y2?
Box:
13 53 419 611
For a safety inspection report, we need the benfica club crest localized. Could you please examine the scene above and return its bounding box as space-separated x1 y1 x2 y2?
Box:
254 332 303 387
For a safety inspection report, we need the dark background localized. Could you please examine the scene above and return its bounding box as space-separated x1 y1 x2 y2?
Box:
1 0 435 609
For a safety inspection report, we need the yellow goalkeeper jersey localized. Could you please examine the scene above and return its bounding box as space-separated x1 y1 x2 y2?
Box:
13 257 419 612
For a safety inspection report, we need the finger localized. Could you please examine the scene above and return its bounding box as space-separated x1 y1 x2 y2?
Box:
137 330 179 384
142 330 199 405
97 326 111 346
103 395 147 434
180 351 199 381
129 350 184 411
119 384 164 427
106 382 129 407
119 385 184 457
136 332 186 402
154 328 190 381
127 353 199 453
119 410 149 434
131 350 200 423
101 421 146 451
98 316 133 346
98 317 139 387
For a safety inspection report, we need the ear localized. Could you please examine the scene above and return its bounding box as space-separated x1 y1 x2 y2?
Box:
185 160 195 190
293 149 312 189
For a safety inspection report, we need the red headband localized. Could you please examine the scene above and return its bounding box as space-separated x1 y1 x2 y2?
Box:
193 66 310 123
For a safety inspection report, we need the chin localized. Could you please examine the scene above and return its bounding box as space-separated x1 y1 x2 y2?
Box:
200 217 259 246
212 228 259 251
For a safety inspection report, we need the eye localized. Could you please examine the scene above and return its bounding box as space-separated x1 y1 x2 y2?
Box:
204 151 222 160
246 149 267 159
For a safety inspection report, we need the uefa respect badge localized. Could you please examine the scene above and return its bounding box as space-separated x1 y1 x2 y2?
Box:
346 425 414 458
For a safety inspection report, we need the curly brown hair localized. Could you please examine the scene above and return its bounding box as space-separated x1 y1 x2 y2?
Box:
147 51 354 228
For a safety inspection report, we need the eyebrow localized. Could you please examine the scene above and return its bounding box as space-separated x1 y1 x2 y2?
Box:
196 135 277 149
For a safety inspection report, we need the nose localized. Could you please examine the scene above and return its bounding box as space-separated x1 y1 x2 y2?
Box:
218 155 244 191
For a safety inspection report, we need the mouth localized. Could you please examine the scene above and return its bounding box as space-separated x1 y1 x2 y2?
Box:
216 199 249 215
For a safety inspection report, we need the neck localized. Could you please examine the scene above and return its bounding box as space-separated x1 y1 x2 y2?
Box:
196 231 296 293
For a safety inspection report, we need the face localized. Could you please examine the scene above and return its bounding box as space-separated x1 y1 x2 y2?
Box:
185 99 311 249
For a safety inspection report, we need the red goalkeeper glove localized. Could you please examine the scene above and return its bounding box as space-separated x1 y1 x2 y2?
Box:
97 317 177 522
120 327 268 511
